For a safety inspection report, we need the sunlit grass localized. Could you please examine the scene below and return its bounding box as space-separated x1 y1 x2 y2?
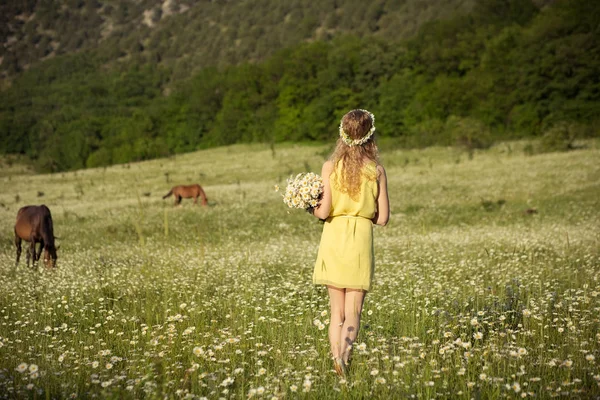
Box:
0 141 599 399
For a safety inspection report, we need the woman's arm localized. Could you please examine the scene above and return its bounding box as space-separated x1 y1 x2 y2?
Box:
313 161 334 220
373 165 390 226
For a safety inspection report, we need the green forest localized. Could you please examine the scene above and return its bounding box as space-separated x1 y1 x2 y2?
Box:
1 0 599 172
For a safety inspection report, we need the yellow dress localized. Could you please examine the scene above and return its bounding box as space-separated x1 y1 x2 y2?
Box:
313 161 378 291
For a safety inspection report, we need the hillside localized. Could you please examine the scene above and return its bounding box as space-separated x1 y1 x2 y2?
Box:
1 0 598 173
1 0 477 83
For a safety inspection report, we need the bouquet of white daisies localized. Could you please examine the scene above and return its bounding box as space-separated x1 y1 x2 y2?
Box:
282 172 323 210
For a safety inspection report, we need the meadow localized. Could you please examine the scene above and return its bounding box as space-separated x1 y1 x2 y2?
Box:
0 141 598 399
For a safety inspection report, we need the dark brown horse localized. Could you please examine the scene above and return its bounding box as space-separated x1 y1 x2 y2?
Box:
14 205 58 268
163 184 208 206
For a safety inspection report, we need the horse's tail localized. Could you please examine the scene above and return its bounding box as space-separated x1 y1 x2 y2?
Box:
162 189 173 199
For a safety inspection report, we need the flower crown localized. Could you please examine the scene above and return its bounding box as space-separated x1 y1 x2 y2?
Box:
339 109 376 146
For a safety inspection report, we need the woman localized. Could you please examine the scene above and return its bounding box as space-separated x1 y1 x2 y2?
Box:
312 109 390 376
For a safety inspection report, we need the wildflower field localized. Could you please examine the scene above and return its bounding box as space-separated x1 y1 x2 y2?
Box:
0 141 599 399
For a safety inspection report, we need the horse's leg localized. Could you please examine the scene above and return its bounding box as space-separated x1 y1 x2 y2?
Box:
15 235 22 266
193 195 198 205
32 241 38 267
26 241 34 267
36 239 44 262
176 195 182 206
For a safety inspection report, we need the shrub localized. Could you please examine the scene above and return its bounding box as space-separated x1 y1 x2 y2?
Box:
444 115 493 150
538 122 588 153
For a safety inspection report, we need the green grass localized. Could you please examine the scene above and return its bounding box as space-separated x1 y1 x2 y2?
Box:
0 141 599 399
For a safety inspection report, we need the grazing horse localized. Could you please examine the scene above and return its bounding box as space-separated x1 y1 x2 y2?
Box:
163 184 208 206
14 205 58 268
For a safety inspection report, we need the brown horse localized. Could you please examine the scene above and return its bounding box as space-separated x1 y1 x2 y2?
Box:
14 205 58 268
163 184 208 206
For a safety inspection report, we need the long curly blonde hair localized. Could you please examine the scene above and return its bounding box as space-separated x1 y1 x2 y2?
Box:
330 109 379 200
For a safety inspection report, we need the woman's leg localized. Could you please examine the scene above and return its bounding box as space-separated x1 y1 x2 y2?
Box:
327 286 346 358
340 289 366 364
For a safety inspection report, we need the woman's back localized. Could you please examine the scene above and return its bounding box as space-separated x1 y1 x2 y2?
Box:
329 160 378 219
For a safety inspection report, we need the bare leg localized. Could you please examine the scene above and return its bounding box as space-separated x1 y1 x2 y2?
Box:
327 286 346 359
340 290 366 364
15 235 22 266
